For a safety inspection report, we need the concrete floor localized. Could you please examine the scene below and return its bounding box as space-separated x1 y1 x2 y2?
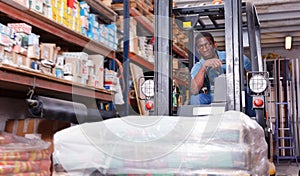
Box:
275 161 300 176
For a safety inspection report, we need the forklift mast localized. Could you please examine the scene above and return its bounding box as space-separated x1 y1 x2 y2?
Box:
154 0 265 122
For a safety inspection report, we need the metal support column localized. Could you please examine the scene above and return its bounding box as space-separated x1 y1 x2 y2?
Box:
187 30 195 104
123 0 130 116
187 30 195 71
246 2 258 72
295 59 300 155
154 0 172 116
224 0 243 111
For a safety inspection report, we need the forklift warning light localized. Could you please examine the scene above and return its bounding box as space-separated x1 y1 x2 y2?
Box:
145 101 154 110
253 97 264 108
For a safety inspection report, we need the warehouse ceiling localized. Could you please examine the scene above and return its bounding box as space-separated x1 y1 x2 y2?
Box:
173 0 300 50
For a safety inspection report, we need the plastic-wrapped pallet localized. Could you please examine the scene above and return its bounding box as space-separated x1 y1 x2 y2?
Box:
53 111 269 176
0 132 51 175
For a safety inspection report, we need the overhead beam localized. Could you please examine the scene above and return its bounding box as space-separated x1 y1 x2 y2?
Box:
251 0 300 6
258 10 300 22
260 19 300 28
255 2 300 13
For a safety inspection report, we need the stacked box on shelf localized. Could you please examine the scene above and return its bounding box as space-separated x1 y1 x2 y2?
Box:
99 24 109 46
30 0 43 13
79 1 90 36
138 36 154 63
98 24 118 50
7 23 32 67
104 68 117 91
12 0 30 8
51 0 63 24
51 0 58 21
62 0 69 27
87 14 99 41
88 55 105 89
0 23 14 64
27 33 41 61
39 43 61 75
106 23 118 50
74 4 82 33
51 0 81 32
62 52 89 84
43 3 53 19
54 55 65 78
0 23 14 48
117 17 138 52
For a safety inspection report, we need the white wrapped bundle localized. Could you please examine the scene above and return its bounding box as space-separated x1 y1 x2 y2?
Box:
53 111 269 175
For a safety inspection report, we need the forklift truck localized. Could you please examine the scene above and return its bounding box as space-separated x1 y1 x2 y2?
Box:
52 1 275 175
171 1 269 125
143 0 274 173
141 0 270 130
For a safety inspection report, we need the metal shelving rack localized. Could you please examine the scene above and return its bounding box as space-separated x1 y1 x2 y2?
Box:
121 0 189 115
0 0 119 106
265 58 299 165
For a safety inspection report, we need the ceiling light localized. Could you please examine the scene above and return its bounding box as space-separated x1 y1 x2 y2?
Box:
285 36 292 50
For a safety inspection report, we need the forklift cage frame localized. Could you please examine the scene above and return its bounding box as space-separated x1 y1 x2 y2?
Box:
154 0 265 125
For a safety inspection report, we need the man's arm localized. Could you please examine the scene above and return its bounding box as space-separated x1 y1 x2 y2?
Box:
191 66 206 95
190 58 223 95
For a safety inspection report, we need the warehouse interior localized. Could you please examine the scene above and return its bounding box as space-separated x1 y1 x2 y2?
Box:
0 0 300 175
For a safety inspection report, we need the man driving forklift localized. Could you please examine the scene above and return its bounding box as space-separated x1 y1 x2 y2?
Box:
190 32 252 105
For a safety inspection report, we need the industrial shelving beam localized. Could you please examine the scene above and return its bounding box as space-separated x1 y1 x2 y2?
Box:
0 0 116 59
0 65 114 101
154 0 172 115
123 0 130 116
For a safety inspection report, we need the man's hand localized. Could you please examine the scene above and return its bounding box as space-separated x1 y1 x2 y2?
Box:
202 58 223 69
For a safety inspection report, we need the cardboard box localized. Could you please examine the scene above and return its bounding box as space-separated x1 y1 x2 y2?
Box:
30 0 44 13
55 55 64 69
28 33 40 46
12 52 28 67
40 65 53 75
0 23 13 37
64 57 82 77
27 45 40 59
0 33 11 46
40 43 56 61
3 51 13 64
12 0 30 8
88 55 104 88
8 23 32 34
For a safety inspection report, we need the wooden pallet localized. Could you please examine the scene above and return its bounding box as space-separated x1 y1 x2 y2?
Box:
111 0 137 11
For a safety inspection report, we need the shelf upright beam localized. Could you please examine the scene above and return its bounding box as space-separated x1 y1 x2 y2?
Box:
123 0 130 116
225 0 243 111
154 0 173 116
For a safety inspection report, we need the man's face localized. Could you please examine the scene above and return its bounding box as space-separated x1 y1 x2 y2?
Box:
196 37 216 60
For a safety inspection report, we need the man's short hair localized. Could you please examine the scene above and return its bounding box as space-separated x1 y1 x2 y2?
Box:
195 32 215 44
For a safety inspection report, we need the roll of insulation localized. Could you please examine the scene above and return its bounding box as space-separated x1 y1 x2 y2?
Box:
27 96 87 124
